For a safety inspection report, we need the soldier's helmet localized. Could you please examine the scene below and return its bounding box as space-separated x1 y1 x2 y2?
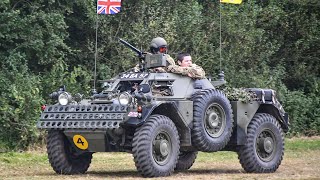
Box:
150 37 168 54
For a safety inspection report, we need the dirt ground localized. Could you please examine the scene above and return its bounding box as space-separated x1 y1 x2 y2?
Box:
1 137 320 179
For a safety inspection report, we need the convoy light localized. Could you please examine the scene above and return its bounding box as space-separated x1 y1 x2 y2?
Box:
118 92 132 106
58 92 72 105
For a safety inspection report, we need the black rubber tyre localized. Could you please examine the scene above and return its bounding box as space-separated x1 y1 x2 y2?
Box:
192 89 233 152
46 130 93 174
175 151 198 171
237 113 284 173
132 115 180 177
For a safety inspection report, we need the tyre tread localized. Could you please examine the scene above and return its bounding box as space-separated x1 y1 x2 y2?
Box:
238 113 284 173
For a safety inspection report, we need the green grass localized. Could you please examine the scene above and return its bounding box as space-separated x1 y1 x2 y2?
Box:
0 152 48 165
0 137 319 179
286 138 320 151
197 151 238 162
0 137 318 166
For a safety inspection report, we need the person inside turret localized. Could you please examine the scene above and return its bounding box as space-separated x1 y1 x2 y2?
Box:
147 37 176 72
147 37 205 79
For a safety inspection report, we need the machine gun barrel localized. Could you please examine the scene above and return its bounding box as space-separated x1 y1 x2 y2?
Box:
119 38 143 57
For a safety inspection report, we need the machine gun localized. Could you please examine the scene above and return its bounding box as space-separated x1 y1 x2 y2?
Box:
119 38 144 58
118 38 167 70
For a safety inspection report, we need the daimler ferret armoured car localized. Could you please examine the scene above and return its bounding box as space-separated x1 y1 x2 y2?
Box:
37 39 289 177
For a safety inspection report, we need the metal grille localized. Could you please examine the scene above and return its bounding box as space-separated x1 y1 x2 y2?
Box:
37 104 128 129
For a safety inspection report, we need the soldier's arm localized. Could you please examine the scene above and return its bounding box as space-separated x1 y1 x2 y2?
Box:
188 64 206 79
150 67 167 73
166 64 205 79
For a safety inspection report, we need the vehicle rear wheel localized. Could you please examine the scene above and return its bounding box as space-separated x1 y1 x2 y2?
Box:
237 113 284 173
175 151 198 171
192 89 233 152
132 115 180 177
46 130 92 174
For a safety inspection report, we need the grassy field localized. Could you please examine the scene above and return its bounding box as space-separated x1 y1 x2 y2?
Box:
0 137 320 180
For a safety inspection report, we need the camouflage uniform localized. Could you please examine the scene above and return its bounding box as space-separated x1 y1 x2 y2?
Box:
152 54 205 79
167 64 205 79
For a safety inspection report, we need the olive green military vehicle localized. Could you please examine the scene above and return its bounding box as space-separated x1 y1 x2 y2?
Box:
37 39 289 177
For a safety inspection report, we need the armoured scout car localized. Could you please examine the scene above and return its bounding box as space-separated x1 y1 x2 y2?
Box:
37 39 289 177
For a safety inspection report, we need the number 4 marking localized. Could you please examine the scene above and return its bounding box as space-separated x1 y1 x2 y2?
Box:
73 135 89 150
77 138 84 146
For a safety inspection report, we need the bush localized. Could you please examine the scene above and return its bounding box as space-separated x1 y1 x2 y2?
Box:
282 90 320 136
0 71 43 150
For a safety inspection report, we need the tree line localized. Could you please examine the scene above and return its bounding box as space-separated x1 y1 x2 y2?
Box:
0 0 319 150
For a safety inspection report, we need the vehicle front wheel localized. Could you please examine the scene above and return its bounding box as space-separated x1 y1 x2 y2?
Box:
237 113 285 173
132 115 180 177
46 130 92 174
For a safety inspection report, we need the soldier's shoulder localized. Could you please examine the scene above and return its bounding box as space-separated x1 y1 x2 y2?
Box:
164 54 176 65
190 63 204 69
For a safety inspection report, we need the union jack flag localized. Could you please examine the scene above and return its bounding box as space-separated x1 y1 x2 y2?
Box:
97 0 121 15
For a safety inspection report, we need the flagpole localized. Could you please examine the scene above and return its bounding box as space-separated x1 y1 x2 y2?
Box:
93 12 99 92
219 0 243 80
94 0 121 93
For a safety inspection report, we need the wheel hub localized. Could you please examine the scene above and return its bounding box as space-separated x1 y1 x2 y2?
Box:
153 131 172 165
204 103 226 138
256 129 278 162
258 136 274 153
263 137 274 153
207 112 219 128
155 139 169 156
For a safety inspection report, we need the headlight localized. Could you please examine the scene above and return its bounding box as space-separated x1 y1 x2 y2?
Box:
58 92 72 105
118 92 132 106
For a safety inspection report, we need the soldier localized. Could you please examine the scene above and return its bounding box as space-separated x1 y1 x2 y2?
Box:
149 38 205 79
132 37 175 73
167 53 205 79
148 37 176 73
136 37 205 79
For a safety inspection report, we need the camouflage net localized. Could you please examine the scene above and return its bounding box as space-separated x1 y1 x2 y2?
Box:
218 87 257 103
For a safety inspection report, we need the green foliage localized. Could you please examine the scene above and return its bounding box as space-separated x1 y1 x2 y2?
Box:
41 60 92 100
0 0 88 150
282 90 320 136
0 67 43 150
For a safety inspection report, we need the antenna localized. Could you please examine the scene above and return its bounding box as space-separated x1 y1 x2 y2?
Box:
219 1 225 81
219 1 222 73
93 13 99 94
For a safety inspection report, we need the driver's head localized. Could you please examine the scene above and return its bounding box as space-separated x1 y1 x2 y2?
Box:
150 37 168 54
